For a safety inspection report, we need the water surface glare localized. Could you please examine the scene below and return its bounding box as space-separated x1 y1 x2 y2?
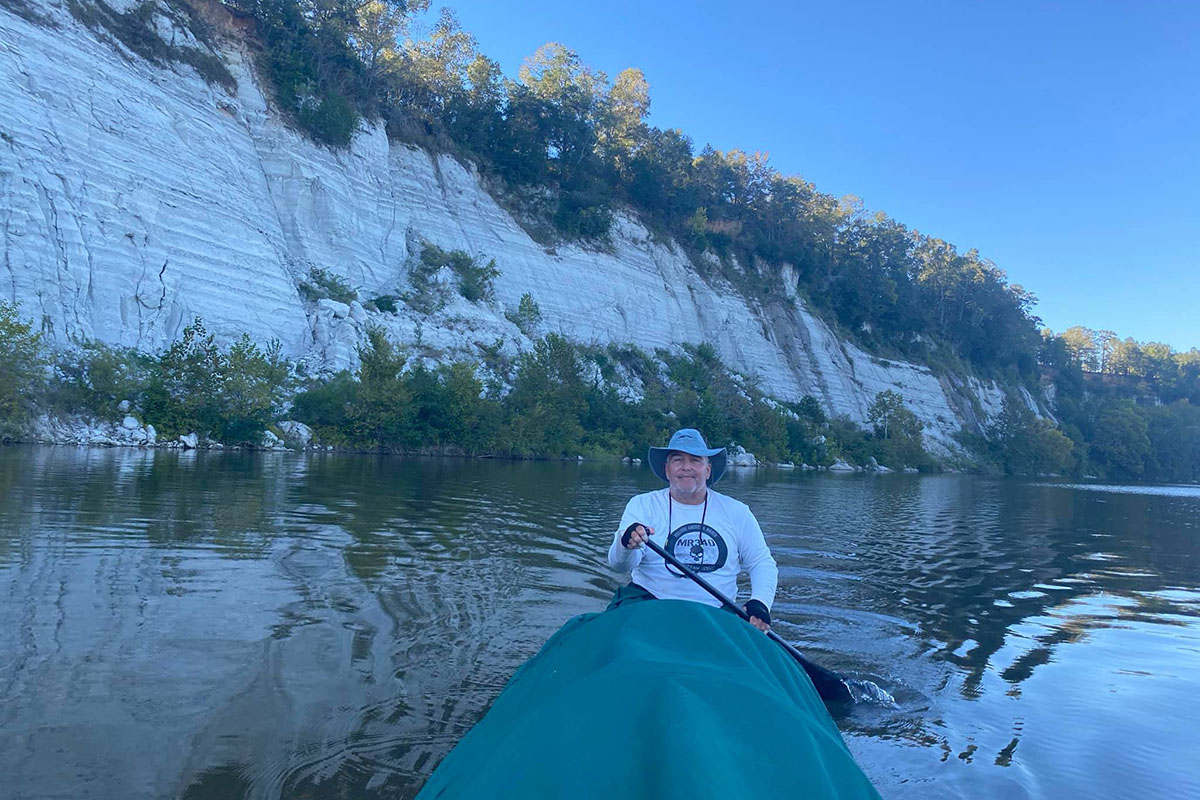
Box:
1 448 1197 799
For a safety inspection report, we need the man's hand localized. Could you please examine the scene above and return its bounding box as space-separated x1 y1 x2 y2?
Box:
744 599 771 632
621 522 654 549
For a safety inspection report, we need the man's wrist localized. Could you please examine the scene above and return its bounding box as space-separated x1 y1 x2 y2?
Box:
744 599 771 626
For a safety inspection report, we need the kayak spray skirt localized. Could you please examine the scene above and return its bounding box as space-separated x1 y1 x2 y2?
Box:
417 599 879 799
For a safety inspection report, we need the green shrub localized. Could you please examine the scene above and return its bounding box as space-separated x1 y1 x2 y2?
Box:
347 326 412 447
417 244 499 303
505 292 543 336
298 268 357 305
456 256 500 302
554 191 613 240
501 334 587 457
217 335 292 443
50 340 152 420
0 302 45 440
67 0 236 90
987 398 1076 476
279 327 928 465
295 89 358 147
368 295 399 314
825 416 873 465
140 320 292 443
291 371 358 438
237 0 362 147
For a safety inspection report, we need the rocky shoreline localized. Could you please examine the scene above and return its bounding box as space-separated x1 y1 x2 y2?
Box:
19 417 920 473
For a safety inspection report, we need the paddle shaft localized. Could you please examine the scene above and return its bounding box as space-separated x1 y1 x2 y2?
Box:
643 537 852 704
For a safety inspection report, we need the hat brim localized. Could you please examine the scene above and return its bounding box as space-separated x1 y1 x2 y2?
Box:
648 446 726 485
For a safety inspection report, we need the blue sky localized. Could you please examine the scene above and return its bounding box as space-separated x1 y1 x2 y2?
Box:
430 0 1198 351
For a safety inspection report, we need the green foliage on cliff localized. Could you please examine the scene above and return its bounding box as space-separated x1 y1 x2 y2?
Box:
505 292 543 337
298 268 357 305
420 244 499 303
68 0 236 90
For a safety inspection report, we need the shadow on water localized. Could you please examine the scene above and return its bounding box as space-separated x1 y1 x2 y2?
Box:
1 449 1198 799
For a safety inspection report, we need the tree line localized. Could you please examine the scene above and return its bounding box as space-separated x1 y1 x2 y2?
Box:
1034 327 1200 482
212 0 1043 382
1 301 931 470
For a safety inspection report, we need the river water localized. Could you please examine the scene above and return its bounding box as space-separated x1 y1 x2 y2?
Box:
1 446 1197 799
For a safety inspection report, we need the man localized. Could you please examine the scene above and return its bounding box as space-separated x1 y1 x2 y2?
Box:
608 428 778 631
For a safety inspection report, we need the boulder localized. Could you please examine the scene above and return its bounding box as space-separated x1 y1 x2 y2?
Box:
179 433 199 449
277 420 313 447
730 451 758 467
318 298 351 319
121 415 140 430
828 459 856 472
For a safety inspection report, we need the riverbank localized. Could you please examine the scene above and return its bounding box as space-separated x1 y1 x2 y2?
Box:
11 417 923 474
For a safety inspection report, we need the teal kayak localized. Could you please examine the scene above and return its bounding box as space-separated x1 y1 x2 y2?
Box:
417 599 880 799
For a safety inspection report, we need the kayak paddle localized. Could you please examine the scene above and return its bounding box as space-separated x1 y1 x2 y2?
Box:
643 538 854 704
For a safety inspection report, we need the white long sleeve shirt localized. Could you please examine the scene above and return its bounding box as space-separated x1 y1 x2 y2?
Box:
608 488 778 610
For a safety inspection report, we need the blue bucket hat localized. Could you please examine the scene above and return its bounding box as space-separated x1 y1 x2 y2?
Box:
648 428 726 485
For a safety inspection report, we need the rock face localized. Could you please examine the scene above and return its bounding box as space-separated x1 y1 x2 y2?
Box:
32 414 158 446
0 1 1034 453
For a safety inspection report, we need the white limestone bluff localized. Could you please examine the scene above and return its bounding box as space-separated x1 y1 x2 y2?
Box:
0 0 1035 454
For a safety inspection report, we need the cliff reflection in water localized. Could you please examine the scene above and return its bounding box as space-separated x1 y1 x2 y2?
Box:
1 448 1197 799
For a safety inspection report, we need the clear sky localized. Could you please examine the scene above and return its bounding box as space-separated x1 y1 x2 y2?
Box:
429 0 1198 351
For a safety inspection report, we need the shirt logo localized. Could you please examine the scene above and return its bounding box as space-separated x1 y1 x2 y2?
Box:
664 523 728 575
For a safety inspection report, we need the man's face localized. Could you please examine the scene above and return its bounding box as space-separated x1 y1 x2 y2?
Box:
665 451 711 497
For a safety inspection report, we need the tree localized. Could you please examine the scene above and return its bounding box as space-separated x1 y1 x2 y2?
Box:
598 67 650 173
351 0 410 95
1060 326 1099 371
502 333 587 456
866 390 927 468
141 319 226 438
349 326 411 446
867 390 906 440
1144 401 1200 482
217 335 292 443
1108 337 1142 376
518 42 607 108
396 8 477 127
1095 330 1119 373
1089 400 1150 477
0 302 44 440
988 397 1074 475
